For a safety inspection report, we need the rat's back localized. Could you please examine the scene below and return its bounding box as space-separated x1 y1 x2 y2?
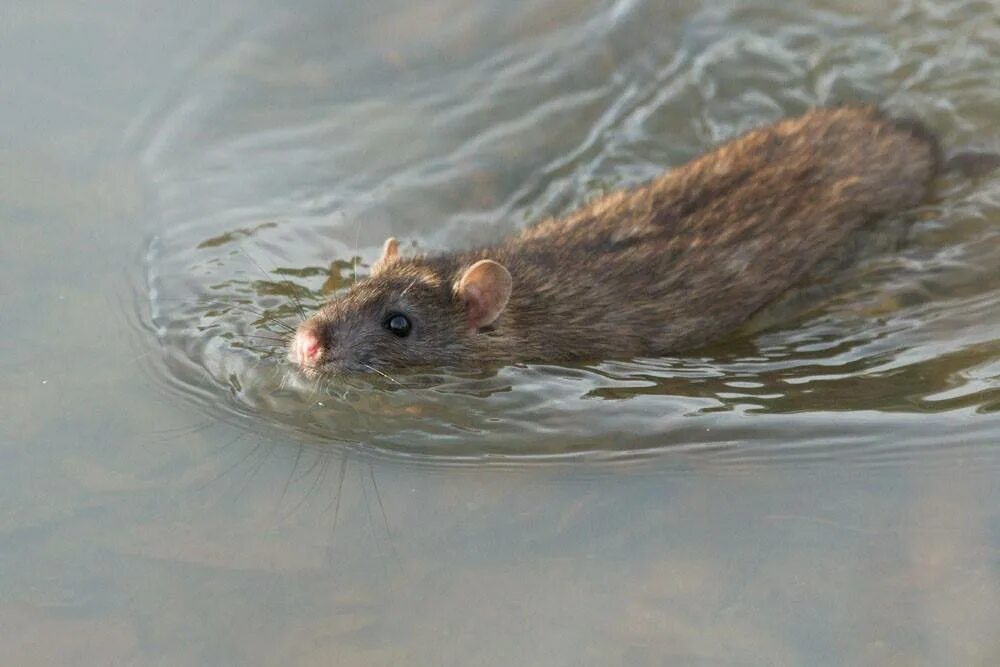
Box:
490 106 940 358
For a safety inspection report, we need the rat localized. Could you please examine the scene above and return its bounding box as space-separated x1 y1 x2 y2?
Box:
289 105 975 377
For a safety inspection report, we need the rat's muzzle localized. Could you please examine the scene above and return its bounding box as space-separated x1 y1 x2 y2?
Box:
289 325 322 369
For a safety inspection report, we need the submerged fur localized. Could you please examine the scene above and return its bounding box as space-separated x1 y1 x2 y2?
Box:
294 105 940 375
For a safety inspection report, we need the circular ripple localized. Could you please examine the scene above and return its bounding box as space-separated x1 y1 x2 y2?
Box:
137 0 1000 463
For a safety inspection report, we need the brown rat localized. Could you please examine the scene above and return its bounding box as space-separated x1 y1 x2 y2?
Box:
290 105 946 377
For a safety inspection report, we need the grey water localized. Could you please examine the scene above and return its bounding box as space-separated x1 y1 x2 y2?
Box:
2 0 1000 664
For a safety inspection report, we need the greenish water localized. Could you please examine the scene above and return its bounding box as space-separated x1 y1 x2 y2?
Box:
2 0 999 664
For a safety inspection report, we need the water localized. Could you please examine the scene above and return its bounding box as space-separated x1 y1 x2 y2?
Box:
3 0 999 664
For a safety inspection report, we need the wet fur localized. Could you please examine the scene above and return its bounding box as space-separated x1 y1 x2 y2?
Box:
299 106 940 374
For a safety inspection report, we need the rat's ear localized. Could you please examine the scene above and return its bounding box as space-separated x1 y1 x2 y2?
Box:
371 237 399 275
456 259 512 329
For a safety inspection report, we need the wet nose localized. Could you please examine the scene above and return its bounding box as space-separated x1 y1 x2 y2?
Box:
291 326 322 366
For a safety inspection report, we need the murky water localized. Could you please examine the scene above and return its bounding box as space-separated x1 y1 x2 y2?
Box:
3 0 1000 664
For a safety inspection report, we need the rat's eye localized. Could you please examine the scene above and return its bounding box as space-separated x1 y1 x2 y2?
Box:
384 313 412 338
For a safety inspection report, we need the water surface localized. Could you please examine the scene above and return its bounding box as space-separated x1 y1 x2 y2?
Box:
2 0 1000 664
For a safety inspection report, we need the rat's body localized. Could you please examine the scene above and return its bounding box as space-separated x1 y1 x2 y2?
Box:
291 106 942 376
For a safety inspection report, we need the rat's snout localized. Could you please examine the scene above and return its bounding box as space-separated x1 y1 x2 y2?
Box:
290 324 322 367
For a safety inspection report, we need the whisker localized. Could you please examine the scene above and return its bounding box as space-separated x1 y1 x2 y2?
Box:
289 449 331 517
307 374 323 403
284 288 309 321
369 463 392 538
353 225 361 285
233 437 275 502
238 333 291 344
361 363 405 387
239 245 278 284
326 453 348 562
278 443 305 511
198 435 260 490
240 244 309 322
158 289 303 336
369 462 401 568
230 304 297 333
249 240 310 321
359 462 377 549
236 349 282 358
293 361 323 373
399 278 418 298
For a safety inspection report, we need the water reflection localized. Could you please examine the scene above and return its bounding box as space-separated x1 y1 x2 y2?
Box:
140 0 1000 464
3 0 1000 663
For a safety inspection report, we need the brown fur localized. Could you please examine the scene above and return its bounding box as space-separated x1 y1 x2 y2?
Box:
293 105 941 376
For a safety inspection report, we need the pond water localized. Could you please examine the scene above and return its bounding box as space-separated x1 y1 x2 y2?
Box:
3 0 999 664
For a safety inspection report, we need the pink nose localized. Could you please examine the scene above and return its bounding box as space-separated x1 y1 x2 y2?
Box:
291 327 321 366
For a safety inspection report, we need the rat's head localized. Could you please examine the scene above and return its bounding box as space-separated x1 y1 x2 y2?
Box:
289 238 512 377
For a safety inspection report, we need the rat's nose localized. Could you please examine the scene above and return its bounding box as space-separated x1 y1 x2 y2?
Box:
290 326 322 366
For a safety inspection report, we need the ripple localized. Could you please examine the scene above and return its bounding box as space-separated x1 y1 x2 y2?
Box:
135 0 1000 464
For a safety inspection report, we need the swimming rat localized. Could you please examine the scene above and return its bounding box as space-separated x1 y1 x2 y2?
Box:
289 105 965 377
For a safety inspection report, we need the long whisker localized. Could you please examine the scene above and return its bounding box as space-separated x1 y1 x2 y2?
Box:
249 240 310 321
278 444 304 511
369 462 401 569
152 296 295 330
326 453 348 561
399 278 418 298
230 304 297 333
236 348 282 357
369 463 392 538
358 461 377 549
352 224 361 286
361 363 405 387
198 433 257 490
239 245 277 283
156 294 304 331
238 334 291 343
289 448 330 517
293 360 324 373
240 244 309 321
233 437 275 502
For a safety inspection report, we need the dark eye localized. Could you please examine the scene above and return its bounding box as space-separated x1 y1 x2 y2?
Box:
384 313 412 337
